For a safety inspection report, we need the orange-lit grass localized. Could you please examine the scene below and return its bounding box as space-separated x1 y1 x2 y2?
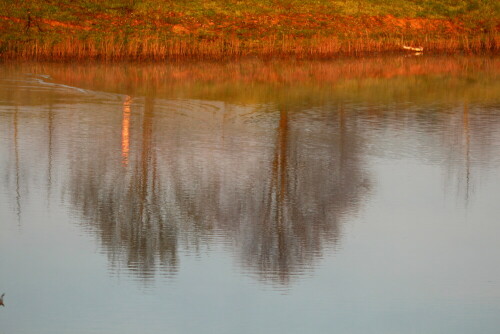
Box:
1 33 498 60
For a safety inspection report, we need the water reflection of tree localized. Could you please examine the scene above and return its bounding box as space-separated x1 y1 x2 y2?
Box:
240 106 368 283
65 97 369 284
68 97 179 280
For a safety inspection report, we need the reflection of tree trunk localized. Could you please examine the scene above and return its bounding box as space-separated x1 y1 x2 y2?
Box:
47 104 54 199
264 108 289 280
463 102 470 203
140 97 153 221
339 103 345 174
14 106 21 224
276 109 288 275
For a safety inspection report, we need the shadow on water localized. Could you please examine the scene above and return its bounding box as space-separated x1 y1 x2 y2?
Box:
1 56 499 285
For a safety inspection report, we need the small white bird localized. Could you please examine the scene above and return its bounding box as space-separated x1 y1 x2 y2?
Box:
403 45 424 52
0 293 5 307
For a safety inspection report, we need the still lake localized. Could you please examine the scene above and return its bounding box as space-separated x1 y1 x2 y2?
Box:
0 56 499 334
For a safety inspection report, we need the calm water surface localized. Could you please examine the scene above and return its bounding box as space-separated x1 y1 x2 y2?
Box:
1 56 499 333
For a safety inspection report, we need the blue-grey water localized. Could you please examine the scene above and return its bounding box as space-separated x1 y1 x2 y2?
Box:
1 57 499 334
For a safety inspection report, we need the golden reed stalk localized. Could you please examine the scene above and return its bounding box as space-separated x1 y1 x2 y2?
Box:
1 34 498 60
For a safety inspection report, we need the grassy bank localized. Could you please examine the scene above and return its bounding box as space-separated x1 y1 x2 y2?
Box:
0 0 499 60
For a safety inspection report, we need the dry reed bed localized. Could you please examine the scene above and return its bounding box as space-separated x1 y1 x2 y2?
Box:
1 33 498 60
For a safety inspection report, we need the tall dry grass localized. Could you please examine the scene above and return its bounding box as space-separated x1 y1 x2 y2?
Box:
1 33 498 60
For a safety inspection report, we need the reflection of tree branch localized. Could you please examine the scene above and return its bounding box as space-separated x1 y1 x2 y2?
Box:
47 103 54 203
463 103 470 205
339 103 345 173
139 97 153 221
14 106 21 225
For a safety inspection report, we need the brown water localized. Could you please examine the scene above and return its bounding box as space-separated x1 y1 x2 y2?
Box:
1 56 500 334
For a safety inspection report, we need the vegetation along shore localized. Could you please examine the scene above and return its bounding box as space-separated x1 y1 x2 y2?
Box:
0 0 499 60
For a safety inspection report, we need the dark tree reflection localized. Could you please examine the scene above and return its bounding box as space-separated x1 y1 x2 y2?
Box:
64 97 369 284
68 97 179 280
239 106 369 283
64 94 368 283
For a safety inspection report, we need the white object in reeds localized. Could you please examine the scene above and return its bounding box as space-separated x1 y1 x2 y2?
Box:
403 45 424 52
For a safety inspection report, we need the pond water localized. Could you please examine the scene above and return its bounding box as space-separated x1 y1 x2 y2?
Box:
0 56 499 334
